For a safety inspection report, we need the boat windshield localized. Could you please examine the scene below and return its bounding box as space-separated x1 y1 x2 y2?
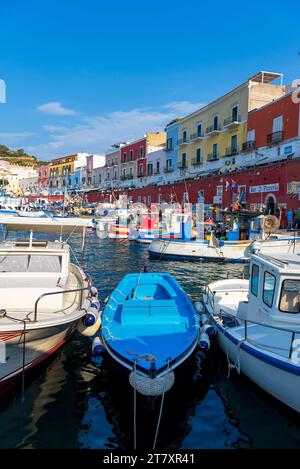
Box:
279 279 300 314
0 254 62 273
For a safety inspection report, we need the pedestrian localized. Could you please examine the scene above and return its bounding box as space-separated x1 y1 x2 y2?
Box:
280 208 286 229
286 208 294 229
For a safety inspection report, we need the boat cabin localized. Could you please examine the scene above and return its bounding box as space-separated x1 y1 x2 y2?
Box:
238 253 300 329
0 241 71 314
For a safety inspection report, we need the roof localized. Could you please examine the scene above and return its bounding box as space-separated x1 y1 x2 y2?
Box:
0 216 88 234
249 71 283 84
0 240 69 253
253 252 300 273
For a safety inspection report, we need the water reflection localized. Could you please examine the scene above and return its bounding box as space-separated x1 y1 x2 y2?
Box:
0 231 299 448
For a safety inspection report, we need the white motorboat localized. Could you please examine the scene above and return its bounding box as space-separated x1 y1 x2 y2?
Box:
0 219 96 393
200 252 300 412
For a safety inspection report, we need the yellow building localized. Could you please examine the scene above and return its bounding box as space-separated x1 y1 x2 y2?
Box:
177 71 285 169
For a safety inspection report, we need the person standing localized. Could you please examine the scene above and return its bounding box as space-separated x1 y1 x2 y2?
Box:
286 208 294 229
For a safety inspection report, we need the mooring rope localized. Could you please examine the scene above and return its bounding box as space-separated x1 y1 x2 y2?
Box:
152 361 170 449
133 360 137 450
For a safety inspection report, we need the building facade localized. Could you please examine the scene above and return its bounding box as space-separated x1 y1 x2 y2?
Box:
177 71 285 175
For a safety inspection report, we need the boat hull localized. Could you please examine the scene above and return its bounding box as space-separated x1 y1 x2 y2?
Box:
0 322 76 394
205 312 300 413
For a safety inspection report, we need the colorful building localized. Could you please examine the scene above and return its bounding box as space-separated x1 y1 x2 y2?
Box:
177 71 285 174
49 152 88 193
120 132 165 184
37 164 49 188
165 119 181 175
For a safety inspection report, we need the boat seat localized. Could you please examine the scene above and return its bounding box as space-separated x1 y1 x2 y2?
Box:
120 301 181 326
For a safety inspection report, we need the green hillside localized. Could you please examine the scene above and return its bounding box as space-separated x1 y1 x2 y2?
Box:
0 144 40 167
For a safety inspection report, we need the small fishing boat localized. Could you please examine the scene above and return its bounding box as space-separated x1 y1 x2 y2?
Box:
0 218 99 393
200 252 300 412
101 273 199 395
149 213 300 263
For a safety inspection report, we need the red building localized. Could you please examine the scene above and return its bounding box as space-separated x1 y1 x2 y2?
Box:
87 158 300 213
120 137 146 180
247 92 300 149
37 164 50 188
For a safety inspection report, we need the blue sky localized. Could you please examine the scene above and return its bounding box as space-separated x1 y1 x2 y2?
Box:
0 0 299 161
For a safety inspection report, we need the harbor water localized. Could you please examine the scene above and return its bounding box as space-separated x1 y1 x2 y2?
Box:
0 230 300 449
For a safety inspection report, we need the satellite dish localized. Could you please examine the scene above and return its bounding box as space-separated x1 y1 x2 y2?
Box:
262 215 280 233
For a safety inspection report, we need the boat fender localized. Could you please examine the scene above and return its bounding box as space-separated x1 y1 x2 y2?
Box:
90 298 100 310
84 307 99 327
202 323 216 337
91 286 98 297
199 332 210 351
77 315 101 336
200 313 209 325
92 336 105 355
194 301 204 314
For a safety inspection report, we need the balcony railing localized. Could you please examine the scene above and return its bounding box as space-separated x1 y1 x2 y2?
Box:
154 169 160 175
207 152 219 161
178 137 189 145
241 140 256 152
223 115 241 127
225 146 239 156
178 162 188 169
190 131 204 141
206 124 221 135
137 154 145 159
120 174 134 181
267 131 284 145
163 166 174 173
191 158 202 166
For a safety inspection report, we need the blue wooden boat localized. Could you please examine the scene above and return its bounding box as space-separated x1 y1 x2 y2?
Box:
101 273 199 395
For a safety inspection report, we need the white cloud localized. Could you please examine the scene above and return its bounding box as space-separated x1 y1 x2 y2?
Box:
164 101 205 115
26 100 201 160
0 132 34 144
37 101 78 116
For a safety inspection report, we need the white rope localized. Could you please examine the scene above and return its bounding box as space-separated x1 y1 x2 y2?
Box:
227 339 244 378
133 361 137 450
152 361 170 449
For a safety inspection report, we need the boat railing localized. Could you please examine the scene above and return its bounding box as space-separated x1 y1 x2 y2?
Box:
33 284 91 322
219 307 299 360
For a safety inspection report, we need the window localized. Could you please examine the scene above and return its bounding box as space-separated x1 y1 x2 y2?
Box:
279 280 300 313
156 161 160 173
263 271 276 307
182 153 187 167
273 115 283 133
213 143 218 158
99 174 101 183
138 195 141 203
147 196 151 205
247 129 255 142
0 255 62 273
251 264 259 296
167 158 172 169
140 146 144 158
182 130 187 143
196 148 201 163
130 150 134 160
216 185 223 196
147 163 153 176
129 167 133 177
139 165 143 177
213 115 219 130
231 135 238 152
197 123 202 136
232 105 238 122
123 152 127 162
167 138 172 150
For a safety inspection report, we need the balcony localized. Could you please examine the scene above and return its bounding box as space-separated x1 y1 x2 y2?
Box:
178 137 189 146
178 162 188 169
154 169 160 175
206 124 221 137
267 131 284 145
223 115 241 129
163 166 174 173
137 154 145 159
225 146 239 156
191 158 202 166
190 131 204 142
120 174 134 181
241 140 256 152
207 152 219 161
